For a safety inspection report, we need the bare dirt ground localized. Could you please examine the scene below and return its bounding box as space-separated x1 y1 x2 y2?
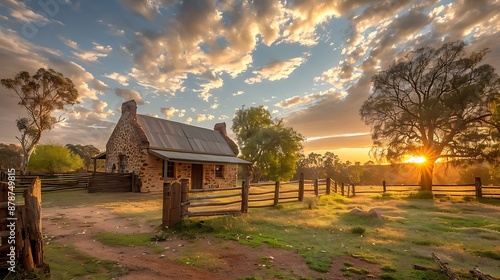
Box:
42 205 382 279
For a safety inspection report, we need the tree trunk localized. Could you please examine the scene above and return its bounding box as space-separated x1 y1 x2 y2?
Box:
20 147 35 175
420 161 435 192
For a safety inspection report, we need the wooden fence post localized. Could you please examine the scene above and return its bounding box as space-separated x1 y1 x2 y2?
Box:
326 178 331 195
314 179 319 196
474 177 482 199
383 181 386 193
169 182 182 227
352 184 356 196
274 181 280 206
180 179 189 216
162 182 171 228
22 177 43 270
341 183 345 196
241 172 249 213
334 181 338 193
0 182 8 255
298 172 304 202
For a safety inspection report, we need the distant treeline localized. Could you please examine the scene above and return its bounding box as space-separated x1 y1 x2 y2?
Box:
0 143 104 173
291 151 500 186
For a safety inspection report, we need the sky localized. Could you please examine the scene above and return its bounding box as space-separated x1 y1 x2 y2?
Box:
0 0 499 163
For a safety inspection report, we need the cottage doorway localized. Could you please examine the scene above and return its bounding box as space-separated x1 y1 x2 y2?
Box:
191 164 203 189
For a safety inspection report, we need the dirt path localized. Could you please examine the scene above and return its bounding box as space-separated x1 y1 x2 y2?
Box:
42 206 381 279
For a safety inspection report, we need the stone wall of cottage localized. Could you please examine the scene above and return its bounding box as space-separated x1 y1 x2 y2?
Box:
139 152 164 192
203 164 238 189
105 108 143 175
162 162 238 189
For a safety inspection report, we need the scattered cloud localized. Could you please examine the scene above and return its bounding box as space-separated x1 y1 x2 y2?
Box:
161 107 186 118
245 56 306 84
114 88 144 104
103 72 129 86
232 90 244 96
196 114 214 123
59 36 79 49
276 90 336 109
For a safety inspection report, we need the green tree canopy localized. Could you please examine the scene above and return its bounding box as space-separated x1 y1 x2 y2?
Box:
232 107 304 182
66 144 101 171
0 143 22 170
27 144 84 173
360 41 500 191
1 68 79 174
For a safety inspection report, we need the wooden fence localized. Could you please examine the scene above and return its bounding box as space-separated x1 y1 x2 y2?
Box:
0 171 92 193
87 173 135 193
352 177 500 198
161 174 344 227
0 178 45 273
0 171 137 193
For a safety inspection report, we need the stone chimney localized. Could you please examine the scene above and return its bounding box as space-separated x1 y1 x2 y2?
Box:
214 122 239 155
121 100 137 117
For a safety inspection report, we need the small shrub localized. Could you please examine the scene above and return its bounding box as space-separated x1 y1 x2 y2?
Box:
408 190 433 199
305 197 319 209
462 196 475 202
350 227 366 235
473 250 500 260
381 265 396 272
274 204 284 210
379 273 397 280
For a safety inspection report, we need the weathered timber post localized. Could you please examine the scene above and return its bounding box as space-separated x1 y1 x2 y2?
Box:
347 184 350 196
475 177 482 199
169 182 182 227
0 182 8 253
334 181 338 193
314 179 319 196
341 183 345 196
23 178 43 270
326 178 331 195
180 179 189 216
352 184 356 196
382 181 386 193
274 181 280 206
241 172 250 213
298 172 304 202
162 182 171 228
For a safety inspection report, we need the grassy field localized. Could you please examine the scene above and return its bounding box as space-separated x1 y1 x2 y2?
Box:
36 190 500 279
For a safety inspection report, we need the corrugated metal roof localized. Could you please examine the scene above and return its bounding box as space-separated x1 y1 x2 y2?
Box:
137 114 236 156
149 149 251 165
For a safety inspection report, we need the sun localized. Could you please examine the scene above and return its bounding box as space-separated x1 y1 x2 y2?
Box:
406 156 427 164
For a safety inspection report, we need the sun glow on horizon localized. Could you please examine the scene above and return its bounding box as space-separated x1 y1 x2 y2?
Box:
406 156 427 164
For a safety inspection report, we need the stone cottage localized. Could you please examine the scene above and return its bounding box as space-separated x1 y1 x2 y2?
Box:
105 100 250 192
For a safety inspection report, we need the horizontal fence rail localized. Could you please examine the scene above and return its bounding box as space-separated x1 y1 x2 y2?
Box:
352 178 499 198
0 171 93 193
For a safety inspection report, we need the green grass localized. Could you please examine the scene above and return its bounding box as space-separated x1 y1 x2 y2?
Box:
40 190 500 279
45 242 129 280
169 195 500 278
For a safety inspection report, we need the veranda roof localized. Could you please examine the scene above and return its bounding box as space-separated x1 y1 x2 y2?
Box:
149 149 251 165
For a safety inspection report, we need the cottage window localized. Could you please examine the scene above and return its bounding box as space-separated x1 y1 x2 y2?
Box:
164 160 175 178
215 165 224 178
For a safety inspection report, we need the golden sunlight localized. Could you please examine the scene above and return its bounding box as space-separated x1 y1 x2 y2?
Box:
406 156 427 164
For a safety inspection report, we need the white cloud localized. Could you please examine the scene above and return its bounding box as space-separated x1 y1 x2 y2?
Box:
245 56 306 84
232 90 244 96
161 107 186 118
114 88 144 104
196 114 214 123
72 51 108 62
59 36 79 50
104 72 129 86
